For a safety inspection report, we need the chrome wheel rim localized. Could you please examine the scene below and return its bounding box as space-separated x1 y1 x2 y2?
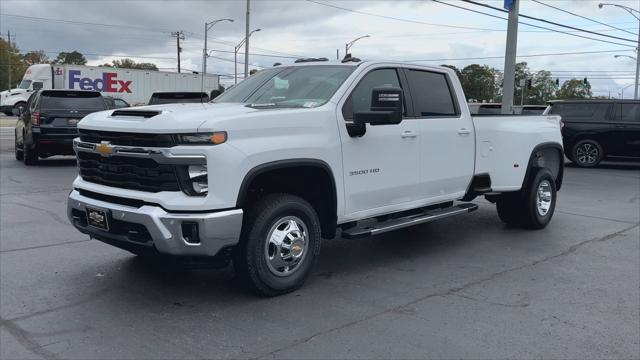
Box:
264 216 308 277
536 180 553 216
575 143 599 165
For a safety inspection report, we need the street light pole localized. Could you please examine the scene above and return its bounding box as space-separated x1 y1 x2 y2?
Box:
599 3 640 100
244 0 251 79
345 35 370 58
234 28 261 85
502 0 520 114
202 18 234 98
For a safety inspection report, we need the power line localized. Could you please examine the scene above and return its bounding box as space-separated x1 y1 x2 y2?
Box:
531 0 638 36
406 48 635 62
432 0 635 48
458 0 636 43
305 0 504 32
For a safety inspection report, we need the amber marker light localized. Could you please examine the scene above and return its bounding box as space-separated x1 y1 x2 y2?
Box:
210 132 227 145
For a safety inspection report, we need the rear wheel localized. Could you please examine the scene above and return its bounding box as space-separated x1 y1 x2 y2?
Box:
14 131 23 161
234 194 321 296
496 168 557 229
23 135 38 166
571 139 603 168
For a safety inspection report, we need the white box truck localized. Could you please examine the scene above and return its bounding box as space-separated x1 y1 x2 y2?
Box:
1 64 219 115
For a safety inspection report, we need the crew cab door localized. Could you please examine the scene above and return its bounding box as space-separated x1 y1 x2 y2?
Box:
403 68 475 200
611 102 640 157
338 67 422 218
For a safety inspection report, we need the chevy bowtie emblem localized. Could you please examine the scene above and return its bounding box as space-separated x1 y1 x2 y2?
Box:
95 141 114 156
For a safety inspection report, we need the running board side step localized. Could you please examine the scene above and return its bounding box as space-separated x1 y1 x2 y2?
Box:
341 203 478 239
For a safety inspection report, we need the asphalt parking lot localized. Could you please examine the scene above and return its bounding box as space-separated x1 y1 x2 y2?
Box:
1 115 639 359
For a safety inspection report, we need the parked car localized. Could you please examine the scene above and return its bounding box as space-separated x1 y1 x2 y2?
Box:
68 61 563 296
548 99 640 167
514 105 548 115
148 92 209 105
14 89 107 165
103 96 130 109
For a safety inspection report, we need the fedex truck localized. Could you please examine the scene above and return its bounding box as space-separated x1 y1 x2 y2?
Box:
0 64 220 115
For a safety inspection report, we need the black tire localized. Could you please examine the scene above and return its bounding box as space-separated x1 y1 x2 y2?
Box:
14 131 23 161
13 102 26 116
234 194 321 297
23 136 38 166
571 139 603 168
496 168 557 230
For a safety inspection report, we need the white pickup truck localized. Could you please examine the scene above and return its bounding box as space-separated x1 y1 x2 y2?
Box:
67 60 564 296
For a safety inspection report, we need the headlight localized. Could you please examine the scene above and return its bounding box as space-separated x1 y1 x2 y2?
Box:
177 164 208 196
175 132 226 145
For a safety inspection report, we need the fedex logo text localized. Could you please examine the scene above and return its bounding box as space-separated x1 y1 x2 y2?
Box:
69 70 132 93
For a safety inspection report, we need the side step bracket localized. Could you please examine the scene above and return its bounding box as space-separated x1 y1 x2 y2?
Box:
341 203 478 239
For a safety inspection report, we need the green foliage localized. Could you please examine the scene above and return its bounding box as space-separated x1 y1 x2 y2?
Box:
556 79 593 99
22 50 49 66
0 38 27 90
108 58 158 71
53 51 87 65
445 64 501 102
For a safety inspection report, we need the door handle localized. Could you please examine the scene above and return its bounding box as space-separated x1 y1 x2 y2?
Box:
458 128 471 135
401 130 418 138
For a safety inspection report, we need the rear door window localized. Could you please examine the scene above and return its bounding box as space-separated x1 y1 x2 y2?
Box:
549 103 610 122
618 103 640 123
39 91 105 111
405 69 458 117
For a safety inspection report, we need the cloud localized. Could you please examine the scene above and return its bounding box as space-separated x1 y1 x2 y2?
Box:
1 0 636 96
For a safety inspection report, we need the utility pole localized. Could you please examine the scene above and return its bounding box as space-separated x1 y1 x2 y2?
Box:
171 31 185 73
7 30 12 89
336 49 339 60
244 0 250 79
501 0 519 114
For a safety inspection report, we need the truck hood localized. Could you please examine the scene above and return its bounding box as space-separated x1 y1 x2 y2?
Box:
0 89 27 105
78 102 266 133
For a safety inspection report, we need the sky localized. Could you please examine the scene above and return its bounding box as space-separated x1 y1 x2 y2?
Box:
0 0 638 98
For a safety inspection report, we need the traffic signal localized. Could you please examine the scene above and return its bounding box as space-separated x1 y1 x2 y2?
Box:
555 78 559 86
583 77 588 85
526 79 532 89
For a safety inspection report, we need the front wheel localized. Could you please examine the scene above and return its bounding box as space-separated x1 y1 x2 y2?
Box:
496 168 557 230
234 194 321 296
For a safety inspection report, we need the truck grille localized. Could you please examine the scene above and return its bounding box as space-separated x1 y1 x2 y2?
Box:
78 151 180 192
79 129 176 148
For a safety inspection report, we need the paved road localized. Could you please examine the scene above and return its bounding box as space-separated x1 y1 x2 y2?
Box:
1 130 639 359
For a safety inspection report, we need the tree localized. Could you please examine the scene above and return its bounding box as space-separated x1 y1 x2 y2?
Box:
109 58 158 71
556 79 592 99
23 50 49 66
459 64 501 102
526 70 556 105
0 38 27 90
53 51 87 65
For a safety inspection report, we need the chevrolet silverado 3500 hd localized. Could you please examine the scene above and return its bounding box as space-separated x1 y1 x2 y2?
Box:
67 61 563 296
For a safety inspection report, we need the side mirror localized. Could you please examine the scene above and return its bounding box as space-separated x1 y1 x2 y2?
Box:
32 82 43 91
209 89 223 99
347 87 403 137
11 107 22 116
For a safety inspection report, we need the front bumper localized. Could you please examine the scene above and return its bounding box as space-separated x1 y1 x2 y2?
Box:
67 190 243 257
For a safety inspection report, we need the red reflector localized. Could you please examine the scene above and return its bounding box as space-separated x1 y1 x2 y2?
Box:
39 140 54 144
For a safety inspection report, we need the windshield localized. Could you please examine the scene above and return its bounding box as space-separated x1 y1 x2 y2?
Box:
214 65 355 108
18 80 32 89
40 91 106 111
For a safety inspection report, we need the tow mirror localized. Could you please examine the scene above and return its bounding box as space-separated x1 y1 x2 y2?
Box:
209 89 223 100
347 87 403 137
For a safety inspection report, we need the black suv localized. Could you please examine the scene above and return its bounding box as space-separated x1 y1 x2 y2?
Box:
148 92 209 105
14 90 107 165
548 100 640 167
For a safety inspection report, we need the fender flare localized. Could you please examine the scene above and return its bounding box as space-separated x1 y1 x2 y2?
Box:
522 142 564 191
